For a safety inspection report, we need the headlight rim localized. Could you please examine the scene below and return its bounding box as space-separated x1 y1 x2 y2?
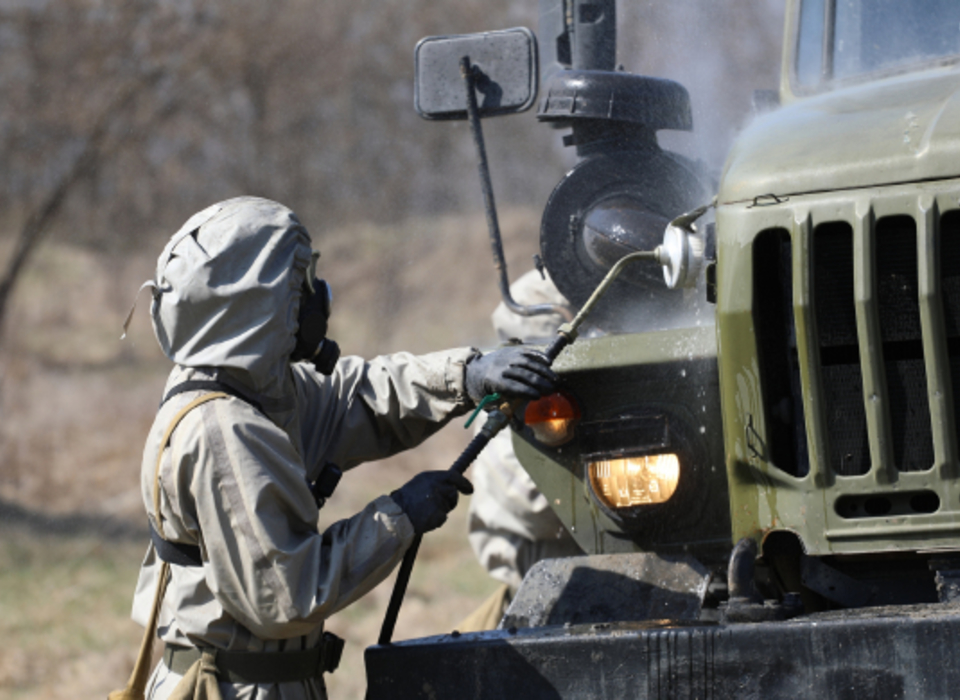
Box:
581 409 709 532
587 451 682 510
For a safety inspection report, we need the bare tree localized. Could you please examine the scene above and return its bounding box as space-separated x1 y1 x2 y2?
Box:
0 2 218 333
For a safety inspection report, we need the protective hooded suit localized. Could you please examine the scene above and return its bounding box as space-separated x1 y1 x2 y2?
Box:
125 198 555 699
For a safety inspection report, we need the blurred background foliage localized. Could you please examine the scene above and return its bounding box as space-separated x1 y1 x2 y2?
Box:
0 0 782 266
0 1 783 697
0 0 560 251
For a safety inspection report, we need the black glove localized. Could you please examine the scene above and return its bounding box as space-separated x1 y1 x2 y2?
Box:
390 471 474 535
465 346 559 404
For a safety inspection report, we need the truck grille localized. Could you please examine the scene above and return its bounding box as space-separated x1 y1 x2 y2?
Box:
752 192 960 481
722 183 960 553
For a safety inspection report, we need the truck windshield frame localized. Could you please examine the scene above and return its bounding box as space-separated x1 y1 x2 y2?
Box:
794 0 960 91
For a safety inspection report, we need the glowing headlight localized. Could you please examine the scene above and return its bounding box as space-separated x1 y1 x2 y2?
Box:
524 391 582 447
588 453 680 508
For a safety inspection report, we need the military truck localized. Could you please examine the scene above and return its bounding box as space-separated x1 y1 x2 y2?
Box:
366 1 960 696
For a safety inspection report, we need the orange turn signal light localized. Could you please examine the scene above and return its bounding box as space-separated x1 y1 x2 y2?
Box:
524 391 581 446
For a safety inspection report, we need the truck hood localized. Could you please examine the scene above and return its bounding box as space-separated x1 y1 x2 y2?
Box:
719 66 960 204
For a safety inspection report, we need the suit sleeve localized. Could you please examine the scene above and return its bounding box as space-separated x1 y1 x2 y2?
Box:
295 348 478 474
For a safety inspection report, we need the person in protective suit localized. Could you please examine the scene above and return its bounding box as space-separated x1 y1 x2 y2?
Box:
114 197 557 700
457 270 584 632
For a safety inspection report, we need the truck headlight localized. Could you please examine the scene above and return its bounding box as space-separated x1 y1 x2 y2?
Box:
524 391 582 446
587 453 680 508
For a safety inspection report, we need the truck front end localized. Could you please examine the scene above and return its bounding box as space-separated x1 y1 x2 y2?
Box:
367 1 960 696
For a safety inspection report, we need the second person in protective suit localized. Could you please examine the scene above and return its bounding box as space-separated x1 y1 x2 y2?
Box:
459 269 584 632
114 196 558 700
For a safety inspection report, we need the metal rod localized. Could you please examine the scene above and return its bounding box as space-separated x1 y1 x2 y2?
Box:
821 0 836 82
460 56 572 322
559 249 661 343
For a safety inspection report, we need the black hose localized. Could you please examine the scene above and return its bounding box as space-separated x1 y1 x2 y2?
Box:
378 430 495 645
450 431 494 476
377 331 574 645
378 534 422 646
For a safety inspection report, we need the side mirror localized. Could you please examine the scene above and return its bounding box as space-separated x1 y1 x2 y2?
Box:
414 27 539 120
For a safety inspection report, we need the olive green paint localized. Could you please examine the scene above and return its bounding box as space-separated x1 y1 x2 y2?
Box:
515 326 731 566
718 184 960 556
711 2 960 557
725 2 960 206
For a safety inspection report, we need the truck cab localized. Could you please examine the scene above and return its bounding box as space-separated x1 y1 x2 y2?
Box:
366 2 960 696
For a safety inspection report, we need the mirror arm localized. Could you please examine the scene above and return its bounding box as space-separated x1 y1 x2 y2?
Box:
460 56 573 322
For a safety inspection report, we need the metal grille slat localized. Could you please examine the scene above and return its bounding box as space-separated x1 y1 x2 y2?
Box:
792 214 830 484
853 210 897 483
916 201 955 472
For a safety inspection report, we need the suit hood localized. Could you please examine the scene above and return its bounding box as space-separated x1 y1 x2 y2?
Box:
150 197 313 397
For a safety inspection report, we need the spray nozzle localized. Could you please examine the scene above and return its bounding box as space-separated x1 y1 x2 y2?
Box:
657 198 716 290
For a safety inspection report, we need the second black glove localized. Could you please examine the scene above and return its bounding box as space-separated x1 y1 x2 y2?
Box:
390 470 474 535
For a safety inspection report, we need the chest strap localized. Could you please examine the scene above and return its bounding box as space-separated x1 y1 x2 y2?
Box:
150 520 202 567
151 383 339 568
151 382 260 568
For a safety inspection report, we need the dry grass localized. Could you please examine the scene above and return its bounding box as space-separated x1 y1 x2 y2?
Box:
0 208 541 699
0 532 147 699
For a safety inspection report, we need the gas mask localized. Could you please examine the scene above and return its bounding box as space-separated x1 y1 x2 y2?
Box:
291 252 340 375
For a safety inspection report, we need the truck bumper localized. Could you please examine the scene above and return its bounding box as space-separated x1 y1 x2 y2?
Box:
365 604 960 698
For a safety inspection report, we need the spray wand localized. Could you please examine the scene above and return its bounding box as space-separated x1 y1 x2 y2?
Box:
377 249 662 645
377 42 713 644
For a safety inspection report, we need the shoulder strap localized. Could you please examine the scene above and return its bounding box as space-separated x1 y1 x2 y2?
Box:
152 392 229 549
151 381 265 567
109 392 233 700
108 560 171 700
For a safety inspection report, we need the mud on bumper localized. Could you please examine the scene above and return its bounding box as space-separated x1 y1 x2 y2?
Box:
365 605 960 699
